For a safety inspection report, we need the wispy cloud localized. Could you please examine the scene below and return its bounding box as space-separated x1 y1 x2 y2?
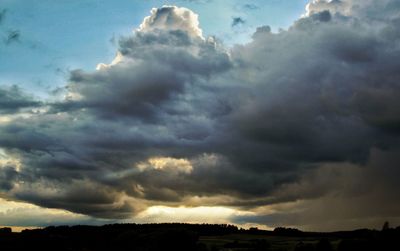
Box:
231 16 245 27
4 29 20 44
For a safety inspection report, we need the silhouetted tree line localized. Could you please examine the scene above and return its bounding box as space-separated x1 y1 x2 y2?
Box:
292 224 400 251
273 227 304 236
0 223 399 251
0 224 238 251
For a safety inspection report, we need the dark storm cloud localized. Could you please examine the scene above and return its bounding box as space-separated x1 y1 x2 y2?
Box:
0 166 18 191
1 1 400 228
0 85 41 114
14 180 138 219
52 14 231 122
231 148 400 231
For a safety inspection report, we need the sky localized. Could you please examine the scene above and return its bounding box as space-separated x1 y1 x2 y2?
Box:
0 0 308 98
1 0 400 232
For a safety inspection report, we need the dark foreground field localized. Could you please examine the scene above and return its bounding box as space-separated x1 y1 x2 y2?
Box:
1 223 399 251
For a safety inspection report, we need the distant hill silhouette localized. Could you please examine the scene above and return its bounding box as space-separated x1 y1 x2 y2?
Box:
0 223 399 251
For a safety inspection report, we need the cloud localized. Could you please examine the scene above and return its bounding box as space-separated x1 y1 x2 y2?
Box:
242 4 258 11
138 6 203 39
0 198 113 227
232 148 400 231
0 10 21 46
231 17 245 27
0 166 18 191
305 0 351 16
13 180 140 219
137 157 193 174
0 85 41 114
1 1 400 230
136 205 252 225
4 29 20 44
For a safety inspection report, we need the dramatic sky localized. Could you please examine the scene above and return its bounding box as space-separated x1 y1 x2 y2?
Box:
1 0 400 231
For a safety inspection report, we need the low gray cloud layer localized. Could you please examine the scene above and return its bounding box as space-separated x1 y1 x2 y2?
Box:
0 85 41 114
1 1 400 230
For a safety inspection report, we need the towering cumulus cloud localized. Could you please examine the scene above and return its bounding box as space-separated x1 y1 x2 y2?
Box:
138 6 203 38
305 0 351 16
1 1 400 230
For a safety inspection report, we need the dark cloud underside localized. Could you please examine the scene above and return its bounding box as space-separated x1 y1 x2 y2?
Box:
0 85 41 113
